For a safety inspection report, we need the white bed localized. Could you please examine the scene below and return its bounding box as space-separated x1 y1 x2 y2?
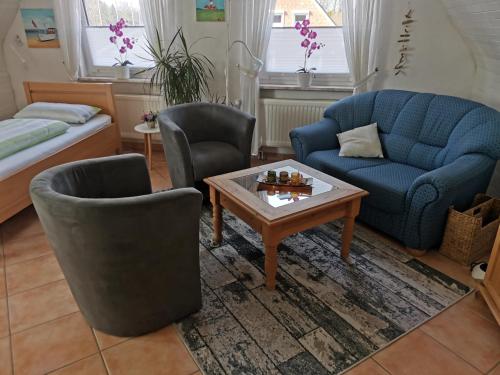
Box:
0 114 112 180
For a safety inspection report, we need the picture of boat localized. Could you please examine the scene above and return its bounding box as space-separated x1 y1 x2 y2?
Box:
21 8 60 48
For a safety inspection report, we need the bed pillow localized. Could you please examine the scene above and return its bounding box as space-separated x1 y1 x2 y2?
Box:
14 102 101 124
337 123 384 158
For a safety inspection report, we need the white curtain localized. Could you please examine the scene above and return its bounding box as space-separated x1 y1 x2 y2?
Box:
238 0 276 155
54 0 82 80
342 0 381 93
139 0 178 50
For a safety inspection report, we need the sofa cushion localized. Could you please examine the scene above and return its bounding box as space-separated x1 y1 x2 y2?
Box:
346 163 428 214
337 123 384 158
190 141 244 181
305 149 390 181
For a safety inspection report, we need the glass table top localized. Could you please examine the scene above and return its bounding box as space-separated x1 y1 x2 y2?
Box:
231 165 336 208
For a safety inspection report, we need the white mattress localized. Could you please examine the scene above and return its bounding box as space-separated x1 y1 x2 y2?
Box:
0 114 112 180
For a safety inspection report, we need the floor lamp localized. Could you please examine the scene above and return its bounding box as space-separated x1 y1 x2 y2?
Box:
224 0 264 106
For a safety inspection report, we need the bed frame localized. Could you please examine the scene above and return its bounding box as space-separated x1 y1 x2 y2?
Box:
0 81 121 224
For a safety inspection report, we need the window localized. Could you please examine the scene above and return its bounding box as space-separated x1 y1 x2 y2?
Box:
263 0 350 86
81 0 151 76
273 11 284 27
294 12 309 23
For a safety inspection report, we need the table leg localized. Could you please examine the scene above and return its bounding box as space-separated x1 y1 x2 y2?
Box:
146 134 153 170
341 198 361 264
210 186 222 246
263 226 279 290
264 243 279 290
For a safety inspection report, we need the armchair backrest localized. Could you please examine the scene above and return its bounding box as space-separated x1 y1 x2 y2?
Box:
324 90 500 170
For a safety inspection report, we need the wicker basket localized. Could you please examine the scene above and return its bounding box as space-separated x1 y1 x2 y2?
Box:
440 195 500 265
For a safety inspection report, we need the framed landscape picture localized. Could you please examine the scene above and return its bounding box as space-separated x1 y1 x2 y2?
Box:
20 8 60 48
196 0 225 22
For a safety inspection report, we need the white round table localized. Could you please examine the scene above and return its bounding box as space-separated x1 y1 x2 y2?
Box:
134 123 160 170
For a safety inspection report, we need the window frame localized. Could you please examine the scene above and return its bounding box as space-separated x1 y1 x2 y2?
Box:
272 11 285 27
293 11 310 23
80 0 150 78
261 25 352 88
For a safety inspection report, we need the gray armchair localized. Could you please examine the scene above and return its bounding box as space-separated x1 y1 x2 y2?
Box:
30 154 203 337
158 102 256 188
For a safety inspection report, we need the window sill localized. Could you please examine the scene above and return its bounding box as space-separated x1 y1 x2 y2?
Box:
78 76 150 84
260 84 353 93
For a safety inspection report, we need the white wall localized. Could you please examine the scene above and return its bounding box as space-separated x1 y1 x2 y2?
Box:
4 0 69 109
0 0 20 119
372 0 477 99
441 0 500 111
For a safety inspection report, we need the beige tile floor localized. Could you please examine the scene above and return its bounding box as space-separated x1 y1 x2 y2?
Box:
0 148 498 375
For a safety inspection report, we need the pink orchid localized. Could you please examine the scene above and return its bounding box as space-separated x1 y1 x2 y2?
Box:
119 46 127 54
109 24 116 32
116 30 123 37
109 36 117 44
295 21 325 73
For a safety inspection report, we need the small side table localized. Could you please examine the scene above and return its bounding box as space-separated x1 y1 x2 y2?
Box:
134 123 160 170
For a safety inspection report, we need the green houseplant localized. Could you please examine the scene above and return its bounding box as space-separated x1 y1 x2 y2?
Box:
140 28 214 105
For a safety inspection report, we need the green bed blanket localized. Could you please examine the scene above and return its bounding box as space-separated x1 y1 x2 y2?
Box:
0 118 70 160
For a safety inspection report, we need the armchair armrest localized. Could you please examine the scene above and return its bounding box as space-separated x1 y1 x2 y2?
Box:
289 118 340 162
404 154 496 249
158 114 195 188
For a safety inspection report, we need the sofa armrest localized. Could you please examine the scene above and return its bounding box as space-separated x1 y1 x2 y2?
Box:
289 118 340 162
404 154 496 249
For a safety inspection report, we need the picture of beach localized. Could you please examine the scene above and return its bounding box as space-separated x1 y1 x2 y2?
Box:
21 8 60 48
196 0 225 22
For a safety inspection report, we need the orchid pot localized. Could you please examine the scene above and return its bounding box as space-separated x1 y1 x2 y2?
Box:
297 72 313 88
146 120 157 129
114 65 130 80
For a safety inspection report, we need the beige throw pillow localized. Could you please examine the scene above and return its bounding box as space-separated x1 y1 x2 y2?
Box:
337 123 384 158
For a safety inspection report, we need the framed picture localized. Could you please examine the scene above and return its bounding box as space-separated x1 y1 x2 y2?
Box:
196 0 226 22
21 8 60 48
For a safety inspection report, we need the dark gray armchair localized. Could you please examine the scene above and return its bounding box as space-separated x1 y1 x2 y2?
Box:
30 154 203 337
158 102 256 188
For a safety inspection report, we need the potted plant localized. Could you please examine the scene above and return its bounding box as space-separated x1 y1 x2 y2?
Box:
109 18 136 79
142 111 158 129
140 28 214 105
295 19 325 88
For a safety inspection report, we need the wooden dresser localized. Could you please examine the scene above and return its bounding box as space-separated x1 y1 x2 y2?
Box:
480 226 500 325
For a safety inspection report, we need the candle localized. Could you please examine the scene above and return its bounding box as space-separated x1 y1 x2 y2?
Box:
267 170 277 183
279 171 289 183
290 171 300 185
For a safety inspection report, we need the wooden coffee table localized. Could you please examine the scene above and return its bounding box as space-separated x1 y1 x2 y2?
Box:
204 160 368 290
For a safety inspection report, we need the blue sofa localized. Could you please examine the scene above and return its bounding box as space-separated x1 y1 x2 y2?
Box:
290 90 500 250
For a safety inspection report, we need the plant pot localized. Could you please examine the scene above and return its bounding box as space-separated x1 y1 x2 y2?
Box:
114 66 130 80
297 72 313 89
146 120 157 129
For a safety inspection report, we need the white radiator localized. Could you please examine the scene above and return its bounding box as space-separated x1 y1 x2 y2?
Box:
114 94 164 141
260 98 331 148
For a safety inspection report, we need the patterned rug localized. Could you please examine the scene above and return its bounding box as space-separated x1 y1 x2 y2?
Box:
177 208 470 375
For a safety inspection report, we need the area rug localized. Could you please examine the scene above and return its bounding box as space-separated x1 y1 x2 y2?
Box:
177 208 470 375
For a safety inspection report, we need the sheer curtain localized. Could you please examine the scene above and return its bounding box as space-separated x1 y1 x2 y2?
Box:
54 0 82 80
237 0 276 155
341 0 381 93
139 0 178 49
